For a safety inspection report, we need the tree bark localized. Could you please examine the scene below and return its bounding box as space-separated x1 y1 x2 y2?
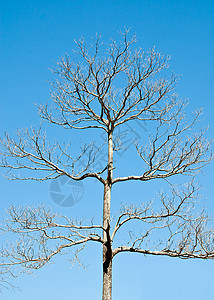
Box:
102 130 113 300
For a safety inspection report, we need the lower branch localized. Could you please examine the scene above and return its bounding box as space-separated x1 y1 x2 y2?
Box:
0 205 104 278
113 247 214 259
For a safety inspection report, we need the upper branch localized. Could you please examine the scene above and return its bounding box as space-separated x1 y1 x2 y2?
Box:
113 107 213 184
0 127 105 183
38 30 172 132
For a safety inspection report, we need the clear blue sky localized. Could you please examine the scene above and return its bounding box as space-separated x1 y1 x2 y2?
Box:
0 0 214 299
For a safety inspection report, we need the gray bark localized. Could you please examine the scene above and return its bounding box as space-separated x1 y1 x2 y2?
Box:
102 130 113 300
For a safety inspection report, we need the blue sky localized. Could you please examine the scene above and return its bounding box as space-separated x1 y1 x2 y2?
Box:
0 0 214 299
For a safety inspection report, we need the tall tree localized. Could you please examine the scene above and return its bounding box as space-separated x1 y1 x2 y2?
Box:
0 30 213 300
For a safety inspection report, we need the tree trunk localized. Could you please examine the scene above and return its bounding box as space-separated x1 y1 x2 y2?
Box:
102 130 113 300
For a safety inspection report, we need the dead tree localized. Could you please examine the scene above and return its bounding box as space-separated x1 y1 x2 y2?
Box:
0 30 213 300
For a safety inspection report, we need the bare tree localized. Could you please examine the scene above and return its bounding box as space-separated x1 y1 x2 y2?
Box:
0 30 213 300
